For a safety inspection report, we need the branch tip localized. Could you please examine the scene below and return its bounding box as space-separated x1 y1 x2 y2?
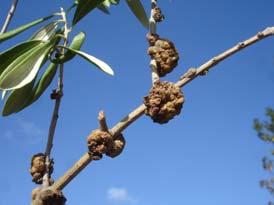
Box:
98 110 109 132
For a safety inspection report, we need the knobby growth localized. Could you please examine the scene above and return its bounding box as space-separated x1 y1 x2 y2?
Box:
0 0 273 204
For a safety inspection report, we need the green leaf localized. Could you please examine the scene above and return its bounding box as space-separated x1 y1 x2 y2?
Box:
102 0 111 7
58 45 114 75
0 40 42 77
2 63 58 116
52 32 86 64
97 0 120 14
0 15 54 44
73 0 106 25
125 0 149 29
30 63 58 103
1 90 8 100
2 79 36 116
30 21 59 41
0 41 54 90
110 0 120 5
97 4 110 14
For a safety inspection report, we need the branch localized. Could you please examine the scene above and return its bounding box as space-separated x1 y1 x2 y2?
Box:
98 111 109 132
175 27 274 88
1 0 19 33
43 7 68 187
149 0 160 84
51 26 274 191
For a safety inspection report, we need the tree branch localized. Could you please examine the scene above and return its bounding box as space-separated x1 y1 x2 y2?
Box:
98 111 109 132
149 0 160 84
43 7 68 187
1 0 19 33
51 26 274 191
175 27 274 88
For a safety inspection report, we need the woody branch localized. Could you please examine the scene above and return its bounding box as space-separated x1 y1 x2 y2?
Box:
1 0 19 33
51 26 274 191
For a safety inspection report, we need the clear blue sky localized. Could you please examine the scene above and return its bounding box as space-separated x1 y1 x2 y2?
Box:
0 0 273 205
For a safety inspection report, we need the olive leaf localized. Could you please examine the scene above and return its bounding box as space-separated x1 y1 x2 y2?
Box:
1 90 8 100
2 79 36 116
97 6 110 14
98 2 111 14
110 0 120 4
0 40 54 90
30 63 58 103
0 40 42 77
73 0 106 25
30 21 59 41
0 15 54 43
97 0 120 14
51 32 86 64
58 45 114 75
125 0 149 29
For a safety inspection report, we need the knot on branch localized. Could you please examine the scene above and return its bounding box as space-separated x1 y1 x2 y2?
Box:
32 188 66 205
29 153 53 184
153 7 164 22
106 133 126 158
87 130 113 160
144 81 184 124
147 34 179 77
87 130 126 160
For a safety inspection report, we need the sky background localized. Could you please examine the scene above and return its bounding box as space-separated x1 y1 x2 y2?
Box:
0 0 274 205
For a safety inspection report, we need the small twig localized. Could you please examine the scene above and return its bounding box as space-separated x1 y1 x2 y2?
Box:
98 111 109 132
175 27 274 88
0 1 19 100
1 0 19 33
149 0 160 84
51 26 274 191
43 7 69 188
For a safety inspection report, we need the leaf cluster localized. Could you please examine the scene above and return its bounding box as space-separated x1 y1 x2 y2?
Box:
0 0 149 116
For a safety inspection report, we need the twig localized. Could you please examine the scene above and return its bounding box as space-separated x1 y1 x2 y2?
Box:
175 27 274 88
43 7 68 187
51 26 274 191
0 1 19 100
98 111 109 132
1 0 19 33
149 0 160 84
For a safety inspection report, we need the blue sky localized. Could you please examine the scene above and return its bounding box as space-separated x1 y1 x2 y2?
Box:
0 0 274 205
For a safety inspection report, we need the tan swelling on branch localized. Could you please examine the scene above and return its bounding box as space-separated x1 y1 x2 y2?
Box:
51 26 274 191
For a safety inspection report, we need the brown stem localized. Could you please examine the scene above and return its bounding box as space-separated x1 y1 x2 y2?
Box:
1 0 19 33
98 111 109 132
51 153 93 190
149 0 159 84
43 7 68 187
51 26 274 191
175 27 274 87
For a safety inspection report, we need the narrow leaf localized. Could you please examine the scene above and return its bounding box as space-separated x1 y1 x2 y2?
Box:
52 32 86 64
0 40 42 77
30 21 59 41
58 45 114 75
1 90 8 100
97 0 120 14
110 0 120 5
0 41 53 90
73 0 106 25
125 0 149 29
2 63 58 116
2 79 36 116
97 4 110 14
0 15 54 43
31 63 58 103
